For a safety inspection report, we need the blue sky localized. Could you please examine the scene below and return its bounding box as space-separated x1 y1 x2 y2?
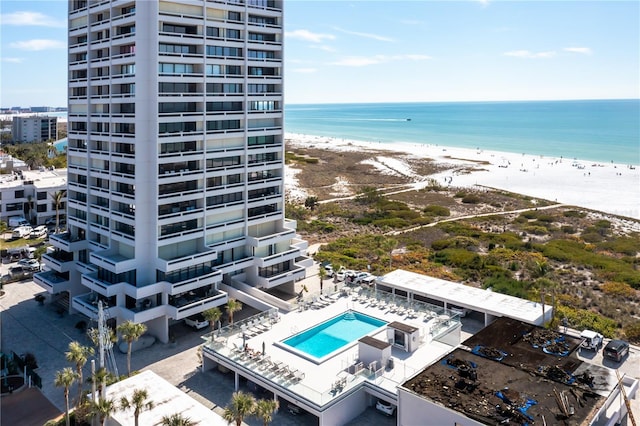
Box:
1 0 638 107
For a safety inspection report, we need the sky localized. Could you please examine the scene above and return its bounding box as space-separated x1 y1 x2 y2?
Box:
0 0 638 107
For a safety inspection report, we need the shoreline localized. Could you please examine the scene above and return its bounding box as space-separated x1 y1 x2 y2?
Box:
285 132 640 220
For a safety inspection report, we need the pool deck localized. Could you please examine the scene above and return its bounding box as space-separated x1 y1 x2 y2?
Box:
203 288 459 409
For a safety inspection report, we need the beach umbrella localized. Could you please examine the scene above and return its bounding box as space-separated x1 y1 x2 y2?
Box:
262 341 266 355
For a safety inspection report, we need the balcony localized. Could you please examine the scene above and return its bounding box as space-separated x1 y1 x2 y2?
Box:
41 250 75 273
167 289 228 320
255 266 306 289
49 232 88 252
254 247 299 268
81 273 125 297
120 304 167 323
167 268 222 296
156 248 218 273
246 228 295 248
90 251 136 274
72 293 117 320
33 270 71 294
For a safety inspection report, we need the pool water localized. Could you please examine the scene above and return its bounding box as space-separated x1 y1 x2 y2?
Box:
282 311 387 360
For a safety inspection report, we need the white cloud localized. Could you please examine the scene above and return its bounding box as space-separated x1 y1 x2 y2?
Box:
333 27 394 42
0 11 65 27
309 45 336 52
504 50 556 59
292 68 317 73
10 39 66 51
563 47 592 55
332 54 431 67
2 57 24 63
285 29 335 43
474 0 490 7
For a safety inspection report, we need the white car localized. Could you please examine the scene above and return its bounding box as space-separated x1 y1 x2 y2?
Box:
376 400 396 416
185 314 209 330
18 259 40 271
353 272 373 284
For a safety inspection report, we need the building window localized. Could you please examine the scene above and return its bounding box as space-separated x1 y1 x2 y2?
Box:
159 63 195 74
15 190 24 198
162 23 197 35
206 120 241 132
206 46 243 58
37 192 47 200
158 122 197 134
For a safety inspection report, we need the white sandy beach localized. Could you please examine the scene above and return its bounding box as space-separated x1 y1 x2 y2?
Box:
285 133 640 221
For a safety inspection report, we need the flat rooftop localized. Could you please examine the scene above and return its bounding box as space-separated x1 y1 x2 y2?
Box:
401 317 618 425
204 289 462 409
378 269 552 325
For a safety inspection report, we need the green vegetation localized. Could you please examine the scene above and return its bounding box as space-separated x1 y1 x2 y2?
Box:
285 151 319 165
1 141 66 170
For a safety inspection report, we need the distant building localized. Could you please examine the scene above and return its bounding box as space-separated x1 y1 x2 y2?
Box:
11 116 58 143
30 107 55 113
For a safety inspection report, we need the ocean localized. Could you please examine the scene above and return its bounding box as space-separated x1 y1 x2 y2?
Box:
284 99 640 165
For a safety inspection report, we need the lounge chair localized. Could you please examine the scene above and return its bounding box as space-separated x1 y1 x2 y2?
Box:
293 370 305 382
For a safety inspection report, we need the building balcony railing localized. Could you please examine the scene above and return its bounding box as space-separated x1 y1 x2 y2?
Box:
166 290 228 320
33 270 71 294
167 268 222 296
72 293 117 321
246 228 295 248
90 251 137 275
81 273 124 297
294 254 314 269
41 251 75 273
255 265 306 289
49 232 88 252
254 248 299 268
156 248 218 273
120 304 167 324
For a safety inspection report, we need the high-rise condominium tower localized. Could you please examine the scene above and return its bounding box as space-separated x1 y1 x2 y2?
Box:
36 0 310 342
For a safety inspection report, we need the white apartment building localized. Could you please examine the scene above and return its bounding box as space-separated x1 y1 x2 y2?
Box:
0 168 67 226
12 116 58 143
35 0 310 342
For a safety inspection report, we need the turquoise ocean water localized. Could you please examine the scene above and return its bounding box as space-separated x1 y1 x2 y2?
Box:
284 99 640 165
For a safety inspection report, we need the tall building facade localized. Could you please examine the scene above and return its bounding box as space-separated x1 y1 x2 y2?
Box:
35 0 310 342
12 116 58 143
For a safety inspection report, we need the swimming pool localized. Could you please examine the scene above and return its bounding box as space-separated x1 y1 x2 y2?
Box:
280 311 387 363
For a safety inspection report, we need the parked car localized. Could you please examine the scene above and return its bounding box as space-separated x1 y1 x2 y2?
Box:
185 313 209 330
359 275 377 286
375 400 396 416
8 266 33 280
17 259 40 271
30 225 47 239
602 339 629 362
322 263 334 278
353 272 373 284
12 226 33 239
580 329 603 350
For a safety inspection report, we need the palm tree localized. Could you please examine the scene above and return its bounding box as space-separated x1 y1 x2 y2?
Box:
50 190 66 233
223 391 256 426
54 367 78 426
255 398 279 426
226 299 242 326
120 388 154 426
65 341 95 405
161 413 196 426
116 320 147 376
89 367 112 399
24 195 35 224
202 307 222 333
92 397 117 426
318 265 327 294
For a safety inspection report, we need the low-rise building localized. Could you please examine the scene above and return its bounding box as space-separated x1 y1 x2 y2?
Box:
0 168 67 226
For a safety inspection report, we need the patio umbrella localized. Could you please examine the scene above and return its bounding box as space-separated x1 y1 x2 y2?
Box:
262 341 266 355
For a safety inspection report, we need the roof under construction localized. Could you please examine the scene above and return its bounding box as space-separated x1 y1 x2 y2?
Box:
400 317 618 425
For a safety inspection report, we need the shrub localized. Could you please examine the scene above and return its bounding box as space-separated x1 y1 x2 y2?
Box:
624 321 640 344
523 225 548 235
423 205 450 217
461 194 481 204
563 210 587 218
600 281 636 298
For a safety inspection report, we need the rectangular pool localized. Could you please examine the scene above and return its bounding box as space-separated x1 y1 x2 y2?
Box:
279 311 387 363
